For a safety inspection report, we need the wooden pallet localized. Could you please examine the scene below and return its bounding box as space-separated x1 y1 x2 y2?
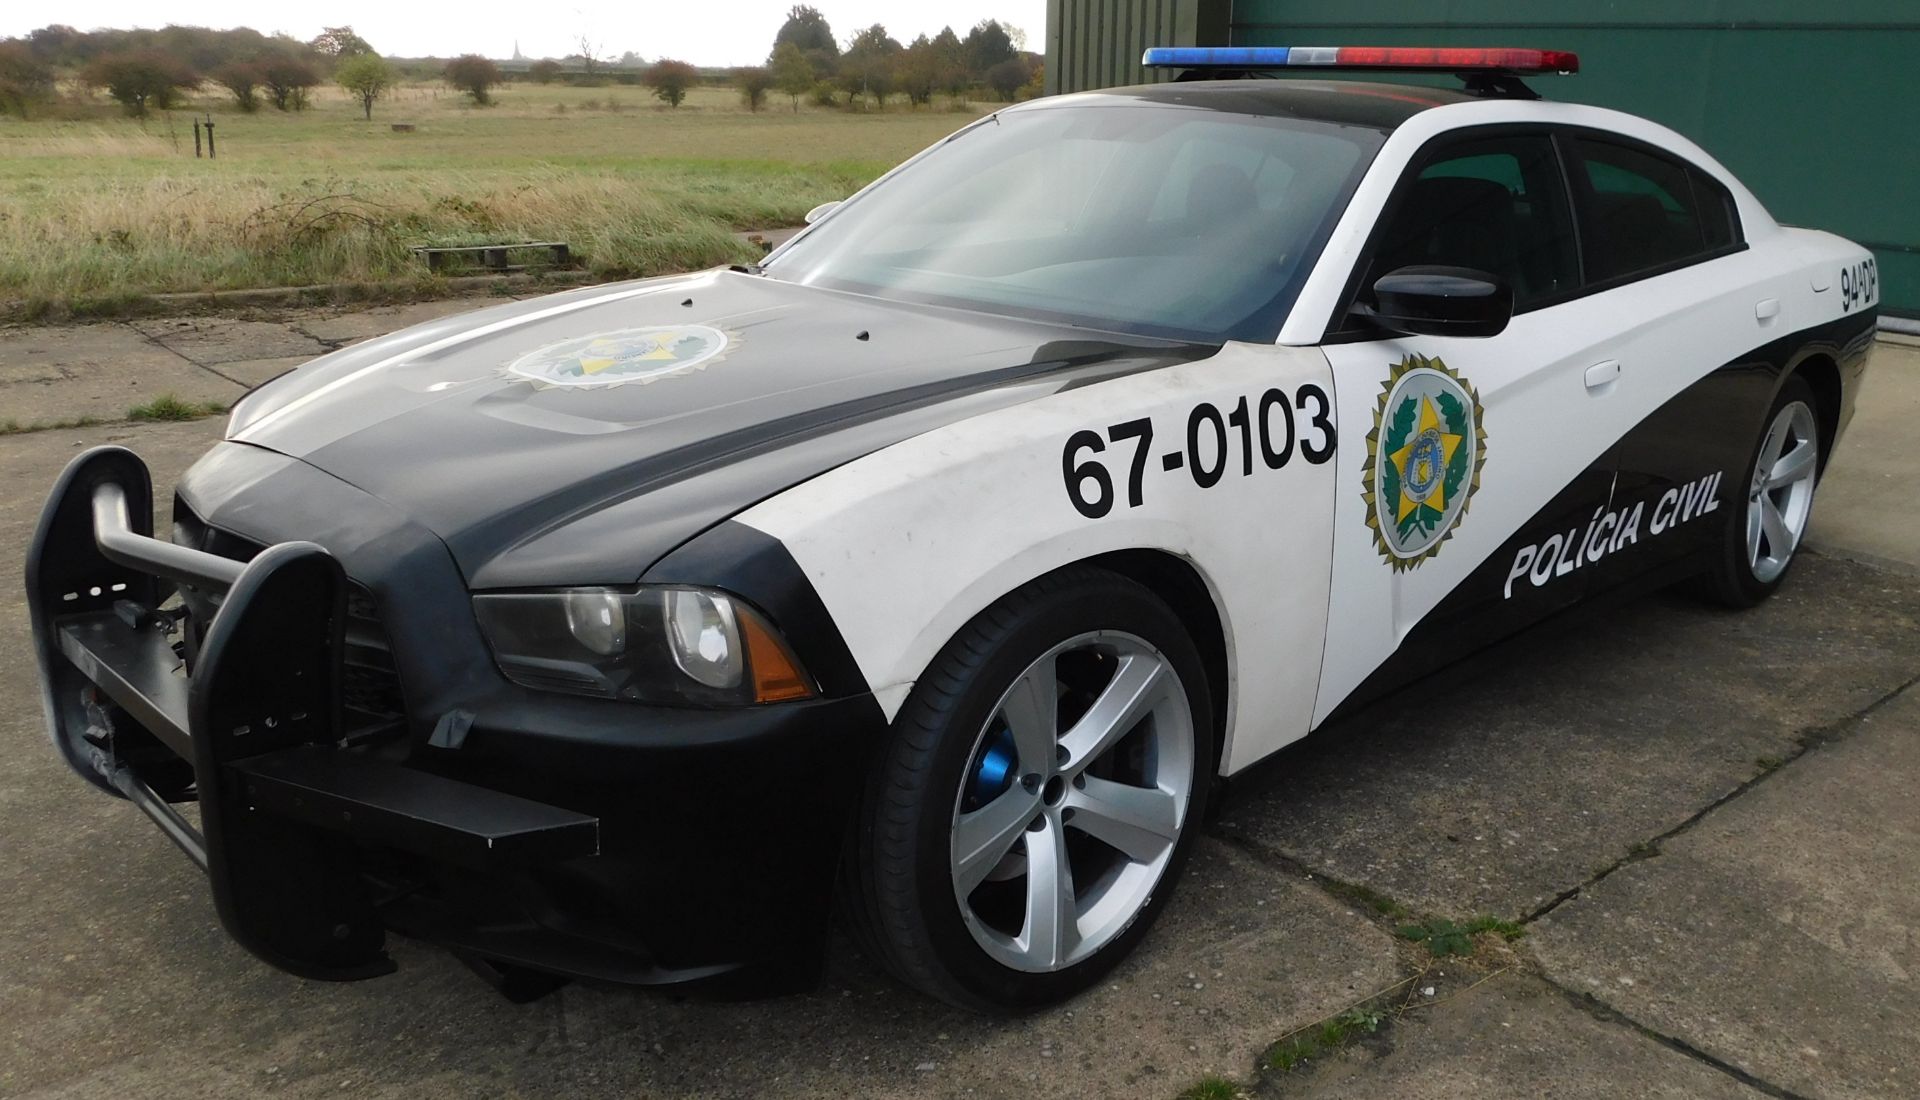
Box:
413 241 571 273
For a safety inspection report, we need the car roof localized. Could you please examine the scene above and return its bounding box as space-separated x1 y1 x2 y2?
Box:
1018 78 1481 132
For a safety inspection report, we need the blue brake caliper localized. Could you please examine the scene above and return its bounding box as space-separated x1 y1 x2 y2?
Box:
966 722 1018 811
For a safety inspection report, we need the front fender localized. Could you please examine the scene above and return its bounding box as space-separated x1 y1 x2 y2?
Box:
733 342 1340 774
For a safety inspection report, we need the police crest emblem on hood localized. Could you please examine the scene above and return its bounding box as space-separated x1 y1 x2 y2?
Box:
505 325 734 389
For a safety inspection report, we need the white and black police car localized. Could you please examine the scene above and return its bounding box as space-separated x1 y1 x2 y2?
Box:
29 46 1877 1011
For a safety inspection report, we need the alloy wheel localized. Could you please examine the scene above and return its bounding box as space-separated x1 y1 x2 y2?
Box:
948 630 1195 973
1746 401 1818 584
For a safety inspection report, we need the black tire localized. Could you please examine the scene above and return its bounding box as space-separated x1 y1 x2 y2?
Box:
842 566 1215 1012
1701 375 1822 608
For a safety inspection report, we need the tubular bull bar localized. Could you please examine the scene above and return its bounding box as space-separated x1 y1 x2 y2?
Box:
26 446 599 982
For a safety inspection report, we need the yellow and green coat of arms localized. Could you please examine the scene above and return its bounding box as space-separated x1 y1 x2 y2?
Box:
1361 354 1488 570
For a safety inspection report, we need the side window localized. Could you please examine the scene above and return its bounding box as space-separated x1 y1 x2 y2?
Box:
1571 137 1739 283
1366 134 1580 313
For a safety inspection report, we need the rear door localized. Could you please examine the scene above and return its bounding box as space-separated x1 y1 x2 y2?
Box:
1313 126 1626 724
1555 131 1762 593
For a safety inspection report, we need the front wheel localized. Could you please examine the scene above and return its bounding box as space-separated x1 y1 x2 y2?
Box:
1703 376 1822 607
844 568 1214 1012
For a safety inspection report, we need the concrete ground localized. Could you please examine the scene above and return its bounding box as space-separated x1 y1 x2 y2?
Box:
0 305 1916 1099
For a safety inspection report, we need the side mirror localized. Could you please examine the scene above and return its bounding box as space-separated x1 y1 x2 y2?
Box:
1367 265 1513 338
803 200 842 225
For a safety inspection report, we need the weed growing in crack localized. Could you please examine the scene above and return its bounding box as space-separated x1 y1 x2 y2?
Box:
1176 1073 1245 1100
1264 1006 1388 1071
128 394 228 422
1396 915 1525 958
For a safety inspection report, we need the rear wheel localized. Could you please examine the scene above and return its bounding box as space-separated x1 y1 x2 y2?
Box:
1703 376 1821 607
845 568 1213 1012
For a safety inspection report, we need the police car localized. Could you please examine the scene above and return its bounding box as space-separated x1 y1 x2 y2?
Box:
28 47 1877 1012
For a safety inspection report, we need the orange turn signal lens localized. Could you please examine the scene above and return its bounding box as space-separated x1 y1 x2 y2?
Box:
741 608 816 703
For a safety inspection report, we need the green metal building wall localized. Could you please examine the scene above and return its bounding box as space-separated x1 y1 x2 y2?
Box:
1046 1 1920 318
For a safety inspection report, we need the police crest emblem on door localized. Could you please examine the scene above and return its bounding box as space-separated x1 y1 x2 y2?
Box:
1363 355 1488 570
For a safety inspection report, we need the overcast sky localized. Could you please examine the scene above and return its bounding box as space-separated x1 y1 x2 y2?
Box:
1 2 1049 65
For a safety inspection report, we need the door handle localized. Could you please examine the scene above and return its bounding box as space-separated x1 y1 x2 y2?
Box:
1584 360 1621 391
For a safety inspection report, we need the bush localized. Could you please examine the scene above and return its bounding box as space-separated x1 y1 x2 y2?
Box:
529 59 562 85
260 53 321 111
212 61 263 111
444 54 502 105
0 41 56 118
734 65 773 111
810 80 841 107
82 50 201 116
1018 61 1046 101
644 59 698 108
987 58 1032 102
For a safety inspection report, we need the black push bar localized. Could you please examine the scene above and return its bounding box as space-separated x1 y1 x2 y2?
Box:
27 446 598 983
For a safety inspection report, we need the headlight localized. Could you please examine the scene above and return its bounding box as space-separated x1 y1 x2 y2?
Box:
472 587 815 706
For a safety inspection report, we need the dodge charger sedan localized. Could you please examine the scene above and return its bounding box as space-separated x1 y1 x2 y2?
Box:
28 47 1875 1012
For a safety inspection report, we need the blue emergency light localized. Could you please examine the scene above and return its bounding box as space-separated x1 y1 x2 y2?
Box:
1142 45 1579 74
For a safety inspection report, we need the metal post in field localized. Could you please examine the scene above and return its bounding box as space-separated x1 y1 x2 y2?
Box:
193 119 202 157
205 115 216 159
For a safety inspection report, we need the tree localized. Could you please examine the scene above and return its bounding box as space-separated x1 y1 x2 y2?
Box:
839 24 901 107
444 54 502 104
83 50 200 116
577 37 603 78
212 60 264 111
771 5 837 61
260 53 321 110
645 59 698 107
0 41 56 118
963 20 1017 80
769 41 813 111
336 53 396 120
528 58 562 84
932 26 968 100
309 26 374 61
25 25 84 67
987 58 1031 102
734 65 773 111
896 34 957 107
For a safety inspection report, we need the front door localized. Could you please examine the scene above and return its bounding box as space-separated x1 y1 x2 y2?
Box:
1313 127 1621 725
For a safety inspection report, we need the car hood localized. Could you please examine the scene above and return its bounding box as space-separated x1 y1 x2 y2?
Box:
227 269 1208 589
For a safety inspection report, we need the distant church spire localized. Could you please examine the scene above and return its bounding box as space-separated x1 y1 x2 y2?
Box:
512 39 525 61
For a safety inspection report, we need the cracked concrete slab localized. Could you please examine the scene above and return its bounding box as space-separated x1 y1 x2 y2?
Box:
0 326 241 424
294 299 499 346
1219 554 1920 922
215 355 312 389
1530 686 1920 1100
1278 971 1761 1099
126 317 330 366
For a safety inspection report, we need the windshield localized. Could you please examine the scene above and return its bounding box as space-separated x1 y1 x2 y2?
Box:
764 102 1383 342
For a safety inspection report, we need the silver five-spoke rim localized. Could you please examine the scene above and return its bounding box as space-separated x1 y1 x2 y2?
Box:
949 630 1194 973
1747 401 1818 584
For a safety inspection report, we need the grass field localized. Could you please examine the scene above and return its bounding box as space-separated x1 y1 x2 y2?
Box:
0 82 983 313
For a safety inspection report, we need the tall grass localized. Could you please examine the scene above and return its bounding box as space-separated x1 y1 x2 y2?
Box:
0 82 980 308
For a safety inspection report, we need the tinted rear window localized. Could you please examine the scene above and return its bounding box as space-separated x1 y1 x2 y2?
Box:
1573 137 1741 283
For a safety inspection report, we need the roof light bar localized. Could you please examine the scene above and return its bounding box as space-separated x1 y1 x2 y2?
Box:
1141 46 1580 75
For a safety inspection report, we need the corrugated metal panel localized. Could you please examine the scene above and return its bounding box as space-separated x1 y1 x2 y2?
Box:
1223 1 1920 317
1046 0 1230 95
